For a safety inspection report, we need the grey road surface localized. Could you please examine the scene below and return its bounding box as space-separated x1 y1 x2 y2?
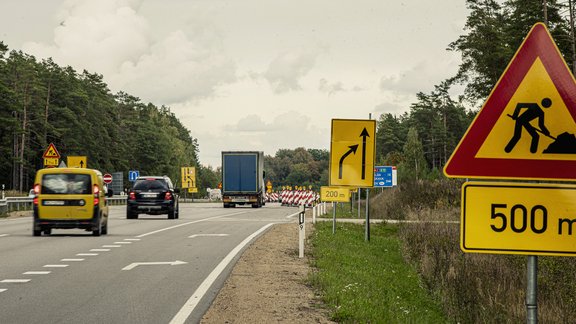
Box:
0 203 299 324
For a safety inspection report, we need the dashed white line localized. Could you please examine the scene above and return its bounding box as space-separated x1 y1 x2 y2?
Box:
90 249 110 252
137 212 246 238
189 234 229 239
124 238 140 241
0 289 6 292
0 234 9 238
77 253 98 256
43 265 69 268
1 279 31 283
102 245 121 248
23 271 51 275
114 242 132 244
61 259 84 262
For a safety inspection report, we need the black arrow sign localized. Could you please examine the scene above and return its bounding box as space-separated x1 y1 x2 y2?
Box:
339 145 358 179
360 128 369 179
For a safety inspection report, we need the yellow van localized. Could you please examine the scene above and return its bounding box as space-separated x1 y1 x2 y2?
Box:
32 168 113 236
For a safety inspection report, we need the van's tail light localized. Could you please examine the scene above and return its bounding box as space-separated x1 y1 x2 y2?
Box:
93 184 100 205
129 192 136 200
33 184 40 205
164 192 172 201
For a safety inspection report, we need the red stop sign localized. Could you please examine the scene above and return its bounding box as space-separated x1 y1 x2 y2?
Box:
103 173 113 184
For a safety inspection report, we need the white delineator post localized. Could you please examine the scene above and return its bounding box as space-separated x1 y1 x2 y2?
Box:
299 205 305 258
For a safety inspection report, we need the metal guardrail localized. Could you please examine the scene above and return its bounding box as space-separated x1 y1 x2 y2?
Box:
0 196 209 215
0 196 129 215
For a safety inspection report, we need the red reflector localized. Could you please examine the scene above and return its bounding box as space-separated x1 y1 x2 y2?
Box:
33 197 38 205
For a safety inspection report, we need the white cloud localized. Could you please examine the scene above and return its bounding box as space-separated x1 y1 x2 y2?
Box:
22 0 237 105
263 49 323 93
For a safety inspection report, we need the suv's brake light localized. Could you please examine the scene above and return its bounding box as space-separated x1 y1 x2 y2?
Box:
164 192 172 200
129 192 136 200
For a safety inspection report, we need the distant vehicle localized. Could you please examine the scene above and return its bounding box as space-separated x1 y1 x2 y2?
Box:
32 168 113 236
207 188 222 201
221 151 265 208
126 176 179 219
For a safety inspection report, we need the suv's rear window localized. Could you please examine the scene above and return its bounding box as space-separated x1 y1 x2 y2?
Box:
41 174 92 194
133 179 168 191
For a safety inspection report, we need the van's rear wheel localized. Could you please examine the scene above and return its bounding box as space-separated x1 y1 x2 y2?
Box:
33 229 41 237
92 217 102 236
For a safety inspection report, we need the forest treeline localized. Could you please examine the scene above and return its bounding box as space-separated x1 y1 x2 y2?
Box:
1 0 574 194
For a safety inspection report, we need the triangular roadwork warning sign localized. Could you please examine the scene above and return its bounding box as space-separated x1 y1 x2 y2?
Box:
444 23 576 181
42 143 60 159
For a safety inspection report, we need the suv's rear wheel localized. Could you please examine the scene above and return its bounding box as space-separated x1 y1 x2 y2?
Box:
168 209 176 219
127 211 138 219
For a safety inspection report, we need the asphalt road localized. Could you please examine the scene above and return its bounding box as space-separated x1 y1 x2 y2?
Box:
0 202 299 324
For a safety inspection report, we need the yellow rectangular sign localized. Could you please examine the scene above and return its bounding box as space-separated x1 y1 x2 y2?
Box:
44 158 58 167
320 186 351 202
329 119 376 187
67 156 87 168
181 166 196 188
462 182 576 256
188 187 198 193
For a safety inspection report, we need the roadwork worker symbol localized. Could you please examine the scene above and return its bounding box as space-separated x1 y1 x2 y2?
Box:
505 98 553 153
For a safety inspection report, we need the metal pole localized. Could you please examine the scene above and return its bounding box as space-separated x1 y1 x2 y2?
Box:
365 188 370 241
332 202 336 234
526 255 538 324
357 188 361 218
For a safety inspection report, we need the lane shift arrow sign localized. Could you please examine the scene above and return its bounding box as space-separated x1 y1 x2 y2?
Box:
339 145 358 179
122 260 187 271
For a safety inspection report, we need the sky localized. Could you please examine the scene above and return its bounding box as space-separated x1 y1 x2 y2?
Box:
0 0 469 168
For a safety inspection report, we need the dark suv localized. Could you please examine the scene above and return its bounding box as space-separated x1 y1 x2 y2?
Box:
127 176 179 219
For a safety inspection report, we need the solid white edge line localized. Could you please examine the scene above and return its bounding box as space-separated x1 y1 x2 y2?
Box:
169 223 275 324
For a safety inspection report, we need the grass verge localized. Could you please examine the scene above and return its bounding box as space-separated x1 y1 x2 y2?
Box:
309 221 447 323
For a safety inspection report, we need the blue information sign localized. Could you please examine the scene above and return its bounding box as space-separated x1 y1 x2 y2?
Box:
374 166 396 187
128 170 139 182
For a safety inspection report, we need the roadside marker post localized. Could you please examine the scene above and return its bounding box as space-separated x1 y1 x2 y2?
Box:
298 205 305 258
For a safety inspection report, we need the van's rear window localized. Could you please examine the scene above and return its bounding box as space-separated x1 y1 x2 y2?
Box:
41 174 92 194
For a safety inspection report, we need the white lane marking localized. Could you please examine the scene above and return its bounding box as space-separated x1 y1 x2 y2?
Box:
90 249 110 252
188 234 229 239
114 242 132 244
169 223 274 324
43 265 69 268
1 279 31 283
286 211 301 219
124 239 140 241
61 259 84 262
137 212 247 238
102 245 121 248
0 289 6 292
122 260 187 271
0 234 9 238
77 253 98 256
23 271 51 275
